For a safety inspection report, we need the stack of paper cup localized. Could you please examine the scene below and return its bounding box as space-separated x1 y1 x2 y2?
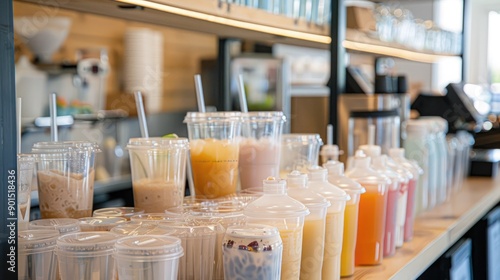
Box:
124 28 164 113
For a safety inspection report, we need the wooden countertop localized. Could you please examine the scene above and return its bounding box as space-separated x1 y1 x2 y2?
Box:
345 175 500 280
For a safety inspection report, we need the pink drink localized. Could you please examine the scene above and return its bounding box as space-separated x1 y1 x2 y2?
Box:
384 187 399 257
239 138 280 190
404 179 418 241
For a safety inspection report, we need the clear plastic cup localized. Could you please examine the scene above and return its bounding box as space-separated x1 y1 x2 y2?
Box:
31 141 101 218
29 218 81 234
239 111 286 190
323 161 365 277
111 221 180 236
243 177 309 280
184 112 242 198
114 235 184 280
286 171 330 280
56 231 119 280
222 224 283 280
127 137 189 213
280 134 323 177
93 207 145 220
78 217 128 231
18 154 36 230
19 229 59 280
307 166 351 280
345 150 390 266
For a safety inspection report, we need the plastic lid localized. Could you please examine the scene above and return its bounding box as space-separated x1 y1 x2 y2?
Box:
406 120 429 135
114 235 184 260
358 144 381 158
286 171 331 209
111 222 179 236
243 177 309 219
345 150 390 185
307 165 329 181
29 218 81 234
324 162 365 193
56 232 119 256
282 133 323 146
371 155 403 190
388 148 422 177
19 229 59 254
78 217 128 230
241 111 286 123
130 213 184 223
126 137 189 150
157 222 223 238
93 207 145 219
183 111 241 124
320 145 341 159
31 141 101 154
223 224 282 252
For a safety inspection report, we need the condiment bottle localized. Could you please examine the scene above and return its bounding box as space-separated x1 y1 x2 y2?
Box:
243 177 309 280
323 161 365 277
307 166 350 280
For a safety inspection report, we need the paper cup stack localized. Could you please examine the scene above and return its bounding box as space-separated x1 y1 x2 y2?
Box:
124 28 164 113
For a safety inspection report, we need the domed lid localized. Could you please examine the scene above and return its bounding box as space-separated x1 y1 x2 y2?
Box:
127 137 188 150
56 232 119 256
223 224 282 252
19 229 59 253
388 148 422 177
243 177 310 219
324 162 365 194
371 155 403 190
29 218 80 234
306 167 351 201
406 120 428 135
307 165 328 181
320 144 341 160
358 144 381 158
286 171 331 209
345 150 390 186
114 235 184 260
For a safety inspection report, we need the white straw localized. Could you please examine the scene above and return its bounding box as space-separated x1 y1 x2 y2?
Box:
327 124 333 145
368 124 375 146
393 122 399 148
134 91 149 138
237 74 248 113
49 93 58 142
16 98 22 154
194 74 206 113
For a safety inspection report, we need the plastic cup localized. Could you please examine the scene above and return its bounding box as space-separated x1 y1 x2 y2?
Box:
111 221 180 236
79 217 128 231
183 112 242 198
18 154 36 230
280 134 323 177
127 137 189 213
31 141 101 219
29 218 81 234
239 111 286 190
56 231 119 280
93 207 145 220
19 229 59 280
222 224 283 280
243 177 309 280
114 235 184 280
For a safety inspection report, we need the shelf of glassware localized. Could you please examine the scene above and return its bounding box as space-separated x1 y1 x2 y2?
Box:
344 175 500 280
344 28 462 64
17 0 331 49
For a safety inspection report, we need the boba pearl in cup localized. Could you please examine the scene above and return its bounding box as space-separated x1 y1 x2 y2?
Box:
31 141 101 219
244 177 309 280
280 134 323 177
19 229 59 280
239 111 286 190
127 137 189 213
114 235 184 280
18 154 36 230
56 231 119 280
184 112 242 198
223 224 283 280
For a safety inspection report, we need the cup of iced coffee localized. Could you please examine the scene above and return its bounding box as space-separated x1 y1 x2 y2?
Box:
183 112 242 198
127 137 189 213
31 141 101 219
239 111 286 190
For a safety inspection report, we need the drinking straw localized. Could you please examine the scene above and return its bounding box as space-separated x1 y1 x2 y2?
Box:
368 124 375 146
236 74 248 113
392 122 399 149
49 93 58 142
326 124 333 146
194 74 206 113
134 91 149 138
17 97 22 153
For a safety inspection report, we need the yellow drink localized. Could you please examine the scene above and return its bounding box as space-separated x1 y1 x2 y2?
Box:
322 210 344 280
190 138 239 198
301 219 326 280
340 203 359 277
279 227 303 280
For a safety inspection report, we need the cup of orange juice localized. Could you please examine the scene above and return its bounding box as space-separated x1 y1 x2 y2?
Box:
184 112 242 198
